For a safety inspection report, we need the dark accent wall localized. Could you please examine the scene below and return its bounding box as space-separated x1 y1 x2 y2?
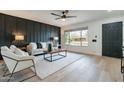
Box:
0 13 61 59
102 21 122 58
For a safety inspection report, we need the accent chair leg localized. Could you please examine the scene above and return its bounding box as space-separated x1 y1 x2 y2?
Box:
7 72 15 82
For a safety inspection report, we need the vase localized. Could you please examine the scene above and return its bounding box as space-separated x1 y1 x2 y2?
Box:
48 43 52 52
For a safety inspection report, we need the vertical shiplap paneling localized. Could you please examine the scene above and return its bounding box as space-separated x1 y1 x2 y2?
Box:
0 14 5 59
16 18 26 37
40 23 45 42
5 15 16 44
0 14 5 44
26 20 33 42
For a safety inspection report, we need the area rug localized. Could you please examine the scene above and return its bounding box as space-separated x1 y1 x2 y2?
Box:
35 52 83 79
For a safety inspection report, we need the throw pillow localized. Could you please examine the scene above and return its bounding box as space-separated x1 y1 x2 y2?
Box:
37 42 42 49
40 42 47 49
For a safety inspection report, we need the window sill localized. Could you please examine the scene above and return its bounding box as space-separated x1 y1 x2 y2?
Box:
64 44 88 47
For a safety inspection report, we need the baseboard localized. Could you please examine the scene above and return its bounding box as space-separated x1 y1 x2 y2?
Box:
67 50 101 57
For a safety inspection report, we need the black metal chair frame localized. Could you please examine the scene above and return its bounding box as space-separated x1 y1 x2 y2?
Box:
2 55 37 82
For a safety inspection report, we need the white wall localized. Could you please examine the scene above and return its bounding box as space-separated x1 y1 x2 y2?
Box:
61 16 124 56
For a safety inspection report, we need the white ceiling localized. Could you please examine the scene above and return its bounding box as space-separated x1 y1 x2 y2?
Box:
0 10 124 27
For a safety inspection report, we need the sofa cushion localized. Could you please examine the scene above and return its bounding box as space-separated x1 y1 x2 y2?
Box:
32 49 44 55
40 42 47 49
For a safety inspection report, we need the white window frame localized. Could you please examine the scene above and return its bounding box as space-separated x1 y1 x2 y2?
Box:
64 27 88 47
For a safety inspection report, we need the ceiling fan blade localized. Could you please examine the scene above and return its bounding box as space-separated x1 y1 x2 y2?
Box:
55 18 61 20
51 13 61 17
66 16 77 18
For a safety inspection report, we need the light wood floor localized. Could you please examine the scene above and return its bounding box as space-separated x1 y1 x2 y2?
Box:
0 54 123 82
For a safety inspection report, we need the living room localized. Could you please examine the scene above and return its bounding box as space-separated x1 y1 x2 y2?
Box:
1 0 124 93
0 10 124 82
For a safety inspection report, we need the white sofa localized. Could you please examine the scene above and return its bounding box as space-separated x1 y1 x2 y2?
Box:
1 45 37 82
27 42 48 56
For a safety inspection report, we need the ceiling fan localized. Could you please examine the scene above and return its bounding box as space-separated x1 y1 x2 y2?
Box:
51 10 77 21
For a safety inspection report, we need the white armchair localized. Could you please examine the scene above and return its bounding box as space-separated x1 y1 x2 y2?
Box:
1 46 37 82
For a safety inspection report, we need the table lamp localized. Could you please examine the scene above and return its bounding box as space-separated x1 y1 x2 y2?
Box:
15 35 24 41
15 35 24 47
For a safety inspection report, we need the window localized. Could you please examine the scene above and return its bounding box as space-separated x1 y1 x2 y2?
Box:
70 31 81 46
64 27 88 46
65 32 70 45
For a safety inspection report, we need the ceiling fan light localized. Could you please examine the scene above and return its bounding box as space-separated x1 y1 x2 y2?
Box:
61 18 66 21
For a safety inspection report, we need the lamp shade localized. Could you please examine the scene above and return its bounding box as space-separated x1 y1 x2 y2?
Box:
15 35 24 40
54 37 58 40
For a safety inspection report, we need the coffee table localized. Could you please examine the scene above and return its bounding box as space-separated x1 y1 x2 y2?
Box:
43 49 67 62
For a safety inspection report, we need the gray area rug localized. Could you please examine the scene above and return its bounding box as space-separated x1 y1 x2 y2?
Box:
35 52 83 79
